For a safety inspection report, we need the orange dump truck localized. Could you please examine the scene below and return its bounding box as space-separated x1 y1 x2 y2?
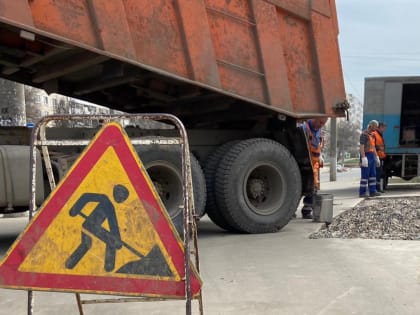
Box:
0 0 347 233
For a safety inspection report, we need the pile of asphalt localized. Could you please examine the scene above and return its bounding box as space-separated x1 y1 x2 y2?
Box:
310 197 420 240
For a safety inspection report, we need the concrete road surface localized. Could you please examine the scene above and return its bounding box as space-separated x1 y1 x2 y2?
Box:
0 168 419 314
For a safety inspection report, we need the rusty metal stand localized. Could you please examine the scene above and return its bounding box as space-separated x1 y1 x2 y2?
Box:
28 114 203 315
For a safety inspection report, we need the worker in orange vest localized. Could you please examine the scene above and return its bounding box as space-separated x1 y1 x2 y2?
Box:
372 121 387 192
359 120 381 198
300 117 328 219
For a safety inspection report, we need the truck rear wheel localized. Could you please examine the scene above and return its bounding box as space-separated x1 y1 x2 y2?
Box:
136 146 206 236
203 141 239 231
215 138 301 233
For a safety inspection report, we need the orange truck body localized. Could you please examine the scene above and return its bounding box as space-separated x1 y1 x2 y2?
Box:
0 0 345 117
0 0 347 233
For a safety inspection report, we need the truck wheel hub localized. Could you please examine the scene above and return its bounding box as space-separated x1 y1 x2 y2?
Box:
247 178 266 201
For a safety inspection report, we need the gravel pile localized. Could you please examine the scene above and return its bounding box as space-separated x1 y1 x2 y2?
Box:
310 197 420 240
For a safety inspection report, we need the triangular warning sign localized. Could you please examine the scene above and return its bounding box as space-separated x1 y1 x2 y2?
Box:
0 122 201 298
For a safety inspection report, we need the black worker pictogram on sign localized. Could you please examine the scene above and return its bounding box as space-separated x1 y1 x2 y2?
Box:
0 122 201 298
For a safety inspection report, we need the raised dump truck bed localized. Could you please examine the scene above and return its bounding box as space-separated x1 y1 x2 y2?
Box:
0 0 347 233
0 0 345 123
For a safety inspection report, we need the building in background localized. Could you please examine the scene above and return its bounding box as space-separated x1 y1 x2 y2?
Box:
0 79 119 127
0 79 26 126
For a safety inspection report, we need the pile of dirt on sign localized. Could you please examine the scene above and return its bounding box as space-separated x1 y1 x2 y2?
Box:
310 197 420 240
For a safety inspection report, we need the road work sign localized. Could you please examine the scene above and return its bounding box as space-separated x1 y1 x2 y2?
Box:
0 122 201 298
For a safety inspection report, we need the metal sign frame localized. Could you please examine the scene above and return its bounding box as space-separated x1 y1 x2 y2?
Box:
25 114 203 315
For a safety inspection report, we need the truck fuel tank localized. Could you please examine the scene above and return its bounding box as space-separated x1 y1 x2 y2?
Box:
0 145 44 212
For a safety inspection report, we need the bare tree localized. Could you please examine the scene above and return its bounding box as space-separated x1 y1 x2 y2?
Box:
337 120 361 163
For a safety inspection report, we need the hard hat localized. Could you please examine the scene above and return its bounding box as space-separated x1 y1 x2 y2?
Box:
368 120 379 127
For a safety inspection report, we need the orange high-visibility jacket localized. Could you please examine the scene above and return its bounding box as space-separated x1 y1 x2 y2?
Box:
361 130 376 153
372 130 386 159
304 121 322 164
303 121 323 190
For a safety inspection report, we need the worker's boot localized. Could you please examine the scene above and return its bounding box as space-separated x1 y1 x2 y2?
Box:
301 207 313 219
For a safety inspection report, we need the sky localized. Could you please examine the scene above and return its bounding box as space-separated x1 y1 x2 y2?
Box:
335 0 420 102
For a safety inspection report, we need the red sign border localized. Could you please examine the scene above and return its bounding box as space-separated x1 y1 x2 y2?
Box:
0 122 201 298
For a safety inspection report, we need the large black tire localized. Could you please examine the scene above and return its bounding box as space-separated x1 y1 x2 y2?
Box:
136 146 206 236
215 138 301 233
203 141 239 231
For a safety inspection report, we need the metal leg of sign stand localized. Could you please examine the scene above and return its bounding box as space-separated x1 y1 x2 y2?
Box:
75 293 85 315
27 114 203 315
28 124 57 315
27 291 34 315
175 115 203 315
182 145 203 315
193 225 204 315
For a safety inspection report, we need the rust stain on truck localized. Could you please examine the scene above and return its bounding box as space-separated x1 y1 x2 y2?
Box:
0 0 345 117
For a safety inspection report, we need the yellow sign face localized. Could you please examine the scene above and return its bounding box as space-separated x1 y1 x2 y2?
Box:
0 122 202 297
19 146 179 280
